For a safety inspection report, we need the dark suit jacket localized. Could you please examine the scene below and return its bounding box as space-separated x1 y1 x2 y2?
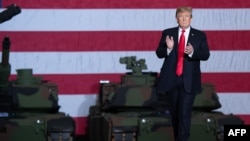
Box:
156 26 210 94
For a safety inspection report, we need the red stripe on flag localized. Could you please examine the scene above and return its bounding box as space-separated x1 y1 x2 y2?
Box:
73 117 87 136
9 73 250 94
1 31 250 51
202 73 250 93
3 0 250 8
237 115 250 125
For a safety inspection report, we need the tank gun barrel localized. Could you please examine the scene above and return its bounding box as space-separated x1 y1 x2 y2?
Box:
0 4 21 24
1 36 10 67
119 56 147 75
0 36 11 92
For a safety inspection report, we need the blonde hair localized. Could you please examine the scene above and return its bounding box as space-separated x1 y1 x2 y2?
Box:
175 6 193 18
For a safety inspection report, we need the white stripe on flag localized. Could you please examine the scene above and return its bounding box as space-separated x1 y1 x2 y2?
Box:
215 93 250 115
58 94 97 117
8 51 250 74
0 9 250 31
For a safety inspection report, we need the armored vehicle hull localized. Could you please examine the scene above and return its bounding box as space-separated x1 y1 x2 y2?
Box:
0 112 75 141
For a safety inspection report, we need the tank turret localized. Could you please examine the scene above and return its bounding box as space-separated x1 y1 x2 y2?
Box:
120 56 147 75
98 56 158 109
0 36 11 93
119 56 157 86
193 82 222 111
10 68 60 113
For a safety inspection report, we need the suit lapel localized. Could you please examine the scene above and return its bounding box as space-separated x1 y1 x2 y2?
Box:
187 28 195 44
173 27 179 55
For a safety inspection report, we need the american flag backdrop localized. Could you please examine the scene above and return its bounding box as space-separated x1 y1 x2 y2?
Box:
0 0 250 136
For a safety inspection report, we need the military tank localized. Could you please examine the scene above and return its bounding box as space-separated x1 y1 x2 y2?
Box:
88 56 244 141
0 36 75 141
88 56 174 141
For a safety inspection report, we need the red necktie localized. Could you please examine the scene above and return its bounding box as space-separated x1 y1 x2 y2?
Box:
176 29 185 76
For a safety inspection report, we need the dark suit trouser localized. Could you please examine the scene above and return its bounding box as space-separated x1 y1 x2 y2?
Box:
166 77 195 141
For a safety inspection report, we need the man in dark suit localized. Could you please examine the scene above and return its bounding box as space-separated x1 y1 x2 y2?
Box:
155 6 210 141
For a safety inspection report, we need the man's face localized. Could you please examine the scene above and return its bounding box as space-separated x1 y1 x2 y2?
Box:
176 11 192 29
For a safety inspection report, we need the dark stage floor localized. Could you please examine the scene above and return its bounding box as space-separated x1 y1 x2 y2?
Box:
75 135 88 141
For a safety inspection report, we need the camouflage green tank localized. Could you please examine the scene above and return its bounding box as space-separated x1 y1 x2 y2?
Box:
88 56 244 141
88 56 174 141
0 35 76 141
